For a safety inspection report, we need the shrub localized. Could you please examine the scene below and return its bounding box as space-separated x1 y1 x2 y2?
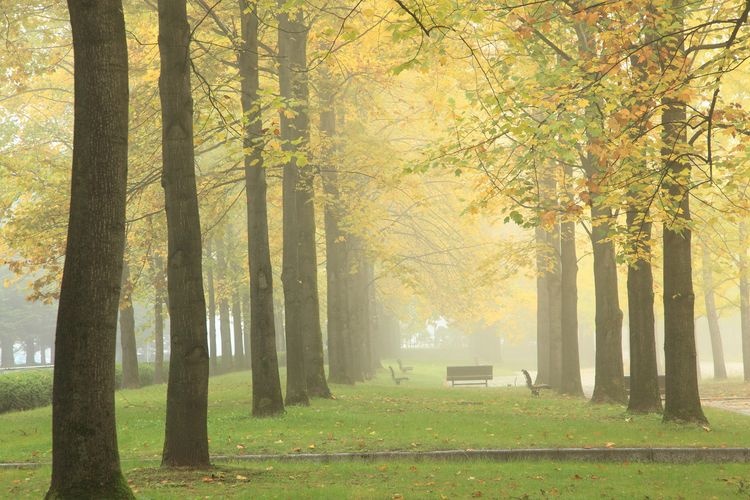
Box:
0 369 53 413
0 361 169 414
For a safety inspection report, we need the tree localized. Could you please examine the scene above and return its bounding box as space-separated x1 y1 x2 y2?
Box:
46 0 133 497
158 0 211 467
238 0 284 416
699 238 727 380
119 260 140 389
660 1 706 424
625 202 662 413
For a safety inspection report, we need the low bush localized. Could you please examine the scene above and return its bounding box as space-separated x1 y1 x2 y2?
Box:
1 361 168 414
0 369 53 413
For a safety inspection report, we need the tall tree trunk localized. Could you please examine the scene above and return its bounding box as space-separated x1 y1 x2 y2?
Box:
560 218 583 396
206 239 218 373
0 335 15 367
232 292 245 368
216 234 233 372
278 5 310 406
119 261 140 389
25 338 35 366
588 201 626 404
240 290 251 370
535 226 551 385
700 239 727 379
153 255 165 384
740 221 750 382
348 240 372 380
320 80 353 385
547 222 563 389
282 14 331 399
575 22 626 405
158 0 210 467
661 95 706 424
626 205 662 412
47 1 132 496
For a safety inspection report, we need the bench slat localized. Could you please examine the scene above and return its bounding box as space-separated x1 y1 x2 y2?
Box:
446 365 493 387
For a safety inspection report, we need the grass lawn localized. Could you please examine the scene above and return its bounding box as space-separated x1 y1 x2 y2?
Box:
2 361 750 498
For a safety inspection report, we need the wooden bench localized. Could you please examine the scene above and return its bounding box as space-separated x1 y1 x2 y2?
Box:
521 369 551 396
446 365 493 387
389 366 409 385
623 375 666 394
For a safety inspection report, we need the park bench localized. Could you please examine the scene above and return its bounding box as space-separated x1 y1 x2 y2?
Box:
446 365 493 387
389 366 409 385
397 359 413 373
521 369 551 396
623 374 666 395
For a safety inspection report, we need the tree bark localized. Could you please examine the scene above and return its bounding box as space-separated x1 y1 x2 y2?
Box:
661 94 706 424
575 22 626 405
119 261 140 389
320 82 354 385
206 239 218 373
279 9 331 399
278 5 310 406
47 1 132 496
535 226 551 385
588 202 627 404
232 292 245 368
547 222 563 389
216 233 233 372
25 338 36 366
560 218 583 396
0 334 14 368
158 0 210 467
626 205 662 413
740 221 750 382
700 238 727 379
240 290 251 370
153 255 165 384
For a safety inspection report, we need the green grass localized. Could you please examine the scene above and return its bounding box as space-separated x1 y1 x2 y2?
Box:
5 461 750 498
2 360 750 497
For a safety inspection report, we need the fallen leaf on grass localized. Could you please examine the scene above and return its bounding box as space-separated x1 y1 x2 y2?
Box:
605 442 615 448
236 475 248 481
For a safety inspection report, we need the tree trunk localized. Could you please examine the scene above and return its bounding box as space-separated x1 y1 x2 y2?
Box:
575 24 626 405
119 261 140 389
158 0 210 467
25 338 35 366
661 94 706 424
560 218 583 396
216 234 233 372
740 221 750 382
626 205 662 413
588 202 627 404
547 222 563 389
348 240 372 381
206 239 218 373
47 1 132 496
240 290 251 370
535 226 551 385
0 335 14 368
153 255 165 384
320 81 354 385
278 5 310 406
232 292 245 368
700 239 727 379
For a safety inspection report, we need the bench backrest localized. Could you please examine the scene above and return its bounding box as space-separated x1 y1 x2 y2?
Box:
446 365 493 379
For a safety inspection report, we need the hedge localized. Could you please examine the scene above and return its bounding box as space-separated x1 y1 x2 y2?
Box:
0 362 167 414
